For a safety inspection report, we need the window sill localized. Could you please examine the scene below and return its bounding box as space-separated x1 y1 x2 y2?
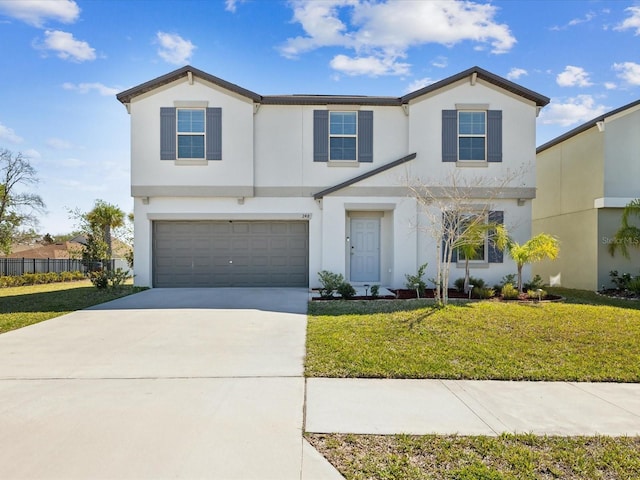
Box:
455 262 490 269
175 159 208 166
456 161 488 168
328 160 360 167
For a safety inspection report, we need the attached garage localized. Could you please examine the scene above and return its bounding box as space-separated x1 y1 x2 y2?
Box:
153 221 309 287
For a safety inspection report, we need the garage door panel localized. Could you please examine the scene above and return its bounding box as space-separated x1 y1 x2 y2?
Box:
153 221 308 287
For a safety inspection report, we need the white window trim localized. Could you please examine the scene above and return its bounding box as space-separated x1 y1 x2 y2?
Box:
457 110 487 162
176 107 206 160
329 111 358 162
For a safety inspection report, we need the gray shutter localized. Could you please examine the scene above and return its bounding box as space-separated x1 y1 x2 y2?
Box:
160 107 176 160
313 110 329 162
358 110 373 163
487 110 502 163
488 210 504 263
206 107 222 160
442 110 457 162
442 212 458 263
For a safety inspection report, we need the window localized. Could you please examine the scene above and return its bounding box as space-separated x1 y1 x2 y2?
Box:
329 112 357 161
160 107 221 161
441 109 501 163
177 109 205 159
458 111 486 161
456 213 488 262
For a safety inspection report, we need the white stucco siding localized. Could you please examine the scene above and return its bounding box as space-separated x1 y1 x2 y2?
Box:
406 79 537 188
129 78 255 189
604 107 640 198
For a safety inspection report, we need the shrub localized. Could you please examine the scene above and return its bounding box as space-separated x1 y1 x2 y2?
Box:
501 283 520 300
370 284 380 298
90 270 109 289
527 289 547 300
336 282 356 299
404 262 428 296
472 286 495 299
523 274 545 291
494 273 517 291
108 268 130 288
455 276 486 293
627 278 640 295
317 270 344 298
609 270 633 290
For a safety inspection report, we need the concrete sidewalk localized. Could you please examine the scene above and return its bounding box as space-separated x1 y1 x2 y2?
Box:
306 378 640 436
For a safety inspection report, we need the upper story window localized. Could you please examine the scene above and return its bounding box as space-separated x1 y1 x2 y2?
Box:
177 109 205 159
458 111 486 161
160 106 222 162
329 112 357 161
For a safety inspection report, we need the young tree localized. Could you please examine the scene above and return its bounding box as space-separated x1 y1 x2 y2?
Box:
406 166 525 305
505 233 559 292
458 219 508 293
608 199 640 259
85 200 125 261
0 149 45 254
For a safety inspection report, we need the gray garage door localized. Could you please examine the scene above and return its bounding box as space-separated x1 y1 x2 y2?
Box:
153 221 309 287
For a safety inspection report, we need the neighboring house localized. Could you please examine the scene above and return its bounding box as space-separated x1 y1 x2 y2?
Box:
117 65 548 288
2 242 83 260
533 99 640 291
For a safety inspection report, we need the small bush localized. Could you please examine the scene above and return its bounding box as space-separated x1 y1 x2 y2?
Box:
455 276 486 293
90 270 109 289
370 284 380 298
609 270 633 290
627 277 640 295
336 282 356 299
108 268 130 288
317 270 344 298
473 286 495 299
523 274 545 291
501 283 520 300
0 271 86 288
405 262 428 296
527 289 547 300
494 273 517 291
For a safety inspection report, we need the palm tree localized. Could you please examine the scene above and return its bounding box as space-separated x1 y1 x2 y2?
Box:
457 219 508 293
85 200 125 264
506 233 560 292
608 199 640 259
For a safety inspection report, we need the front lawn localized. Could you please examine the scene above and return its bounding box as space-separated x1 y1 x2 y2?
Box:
307 433 640 480
0 280 146 334
306 296 640 382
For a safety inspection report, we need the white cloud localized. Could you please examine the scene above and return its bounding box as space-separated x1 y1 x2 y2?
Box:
556 65 593 87
405 77 437 94
615 6 640 35
330 53 409 76
539 95 608 127
46 137 73 150
156 32 195 65
507 67 527 80
280 0 516 76
40 30 96 61
613 62 640 85
62 82 119 96
23 149 41 159
432 56 448 68
55 178 107 192
0 0 79 27
225 0 246 13
604 81 617 90
550 12 596 31
0 122 23 143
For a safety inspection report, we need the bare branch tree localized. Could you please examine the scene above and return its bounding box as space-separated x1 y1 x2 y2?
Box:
0 149 46 254
404 164 528 305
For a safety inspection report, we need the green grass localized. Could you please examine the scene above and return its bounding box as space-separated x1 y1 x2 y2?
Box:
306 297 640 381
0 280 146 334
307 433 640 480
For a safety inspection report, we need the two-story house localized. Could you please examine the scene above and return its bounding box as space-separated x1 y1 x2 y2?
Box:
533 99 640 291
117 66 548 288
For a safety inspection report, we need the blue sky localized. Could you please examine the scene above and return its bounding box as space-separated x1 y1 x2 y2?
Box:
0 0 639 235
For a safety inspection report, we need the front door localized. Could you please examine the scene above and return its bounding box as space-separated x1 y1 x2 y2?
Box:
350 217 380 282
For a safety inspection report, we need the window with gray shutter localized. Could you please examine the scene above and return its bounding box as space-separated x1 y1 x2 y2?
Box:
314 109 374 163
160 107 222 161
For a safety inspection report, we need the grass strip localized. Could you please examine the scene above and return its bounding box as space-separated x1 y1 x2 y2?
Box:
306 433 640 480
306 297 640 381
0 280 146 334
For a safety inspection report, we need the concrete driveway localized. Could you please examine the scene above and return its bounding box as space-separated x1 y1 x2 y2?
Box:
0 288 339 479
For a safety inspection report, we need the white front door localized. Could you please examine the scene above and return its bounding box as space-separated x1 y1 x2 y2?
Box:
350 217 380 282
